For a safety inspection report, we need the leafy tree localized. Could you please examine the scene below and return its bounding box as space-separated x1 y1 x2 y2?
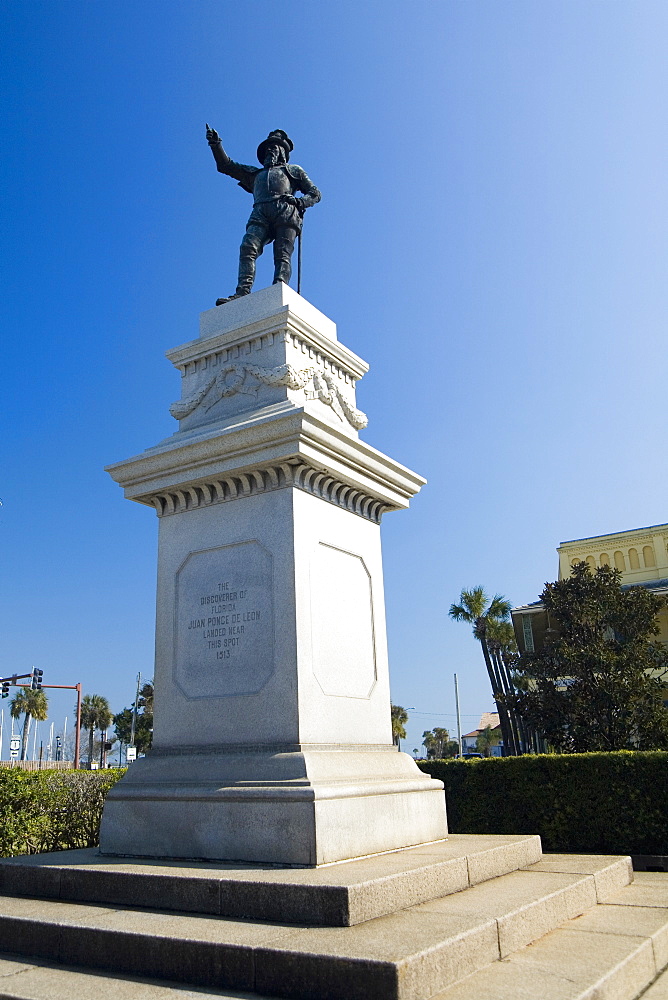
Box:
507 561 668 752
79 695 113 766
476 725 497 757
113 680 154 754
391 704 408 748
10 689 48 761
422 727 458 759
113 708 153 753
138 681 154 715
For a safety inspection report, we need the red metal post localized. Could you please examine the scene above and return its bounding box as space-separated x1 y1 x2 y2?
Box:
29 682 83 769
75 683 81 770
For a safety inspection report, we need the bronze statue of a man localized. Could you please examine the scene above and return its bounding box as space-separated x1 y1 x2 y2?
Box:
206 126 321 305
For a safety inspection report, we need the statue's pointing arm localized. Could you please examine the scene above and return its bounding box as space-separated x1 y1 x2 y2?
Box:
205 124 256 193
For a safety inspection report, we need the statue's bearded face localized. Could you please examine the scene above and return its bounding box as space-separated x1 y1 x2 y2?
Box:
264 144 286 167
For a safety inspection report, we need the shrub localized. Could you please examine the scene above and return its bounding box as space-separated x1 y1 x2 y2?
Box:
418 751 668 856
0 768 126 857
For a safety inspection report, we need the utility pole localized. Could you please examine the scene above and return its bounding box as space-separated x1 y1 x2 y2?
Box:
100 731 110 769
454 673 463 758
130 672 141 750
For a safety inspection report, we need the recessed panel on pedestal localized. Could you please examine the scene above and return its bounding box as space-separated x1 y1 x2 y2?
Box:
174 540 274 698
311 542 376 699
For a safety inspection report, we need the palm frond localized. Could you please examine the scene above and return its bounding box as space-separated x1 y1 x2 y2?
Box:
450 586 489 622
487 593 512 621
448 602 473 622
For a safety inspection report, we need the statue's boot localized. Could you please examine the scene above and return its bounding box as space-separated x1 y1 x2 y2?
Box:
235 254 255 296
215 252 256 306
272 228 296 285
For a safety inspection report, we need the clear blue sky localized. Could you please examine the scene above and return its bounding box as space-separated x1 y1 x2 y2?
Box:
2 1 667 757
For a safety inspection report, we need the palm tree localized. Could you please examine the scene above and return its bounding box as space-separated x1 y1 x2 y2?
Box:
10 689 49 761
79 694 113 767
448 587 514 644
449 586 521 754
422 727 454 759
391 704 408 748
476 725 497 758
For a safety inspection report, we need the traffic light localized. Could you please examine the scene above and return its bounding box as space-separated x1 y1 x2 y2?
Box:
31 668 43 691
1 680 9 699
103 741 114 751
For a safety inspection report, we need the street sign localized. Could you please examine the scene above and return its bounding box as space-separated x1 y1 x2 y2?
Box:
9 737 20 759
126 746 137 762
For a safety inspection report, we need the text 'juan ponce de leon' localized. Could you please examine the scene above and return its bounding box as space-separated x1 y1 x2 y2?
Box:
187 580 262 660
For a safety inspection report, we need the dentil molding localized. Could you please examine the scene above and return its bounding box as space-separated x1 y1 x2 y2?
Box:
150 458 388 524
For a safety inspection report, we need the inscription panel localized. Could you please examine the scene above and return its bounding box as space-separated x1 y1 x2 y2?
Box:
174 541 274 698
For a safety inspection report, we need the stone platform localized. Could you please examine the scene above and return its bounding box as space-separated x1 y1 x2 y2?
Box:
0 834 540 927
0 836 666 1000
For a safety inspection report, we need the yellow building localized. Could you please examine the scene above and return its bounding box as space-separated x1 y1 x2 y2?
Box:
557 524 668 647
513 523 668 654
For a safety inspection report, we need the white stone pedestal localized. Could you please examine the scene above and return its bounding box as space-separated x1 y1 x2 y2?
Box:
99 283 447 865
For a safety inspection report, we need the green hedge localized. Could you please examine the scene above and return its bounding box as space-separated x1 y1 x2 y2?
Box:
418 751 668 856
0 768 126 857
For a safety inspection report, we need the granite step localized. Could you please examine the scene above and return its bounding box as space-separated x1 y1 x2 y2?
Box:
430 872 668 1000
0 854 633 1000
0 954 260 999
643 961 668 999
0 833 541 927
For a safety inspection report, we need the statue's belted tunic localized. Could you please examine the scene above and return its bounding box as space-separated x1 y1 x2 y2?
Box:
206 128 321 301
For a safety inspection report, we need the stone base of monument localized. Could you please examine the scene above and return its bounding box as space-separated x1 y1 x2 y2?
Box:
98 284 447 866
0 835 666 1000
98 747 447 867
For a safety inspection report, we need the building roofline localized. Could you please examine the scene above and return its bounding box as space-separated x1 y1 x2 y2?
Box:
511 601 544 614
559 523 668 546
512 579 668 616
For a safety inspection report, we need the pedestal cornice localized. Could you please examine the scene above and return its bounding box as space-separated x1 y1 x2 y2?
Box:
167 310 368 384
105 410 426 523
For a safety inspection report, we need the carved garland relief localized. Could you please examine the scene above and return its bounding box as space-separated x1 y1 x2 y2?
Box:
170 362 368 430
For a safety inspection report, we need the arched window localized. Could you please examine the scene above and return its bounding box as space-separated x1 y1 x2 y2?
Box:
643 545 656 568
629 548 640 570
600 553 610 567
586 555 596 571
614 551 625 571
571 557 579 568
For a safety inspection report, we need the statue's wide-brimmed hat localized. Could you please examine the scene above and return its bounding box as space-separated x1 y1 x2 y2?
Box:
257 129 294 164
